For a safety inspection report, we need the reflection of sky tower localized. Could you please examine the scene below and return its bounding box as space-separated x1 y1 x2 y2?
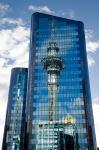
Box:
42 19 63 121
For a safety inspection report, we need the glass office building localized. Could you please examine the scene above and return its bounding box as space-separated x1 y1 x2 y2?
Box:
2 68 28 150
27 12 96 150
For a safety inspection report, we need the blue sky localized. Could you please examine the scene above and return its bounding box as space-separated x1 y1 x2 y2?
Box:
0 0 99 149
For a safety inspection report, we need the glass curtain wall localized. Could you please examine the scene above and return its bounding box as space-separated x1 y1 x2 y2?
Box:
2 68 28 150
27 12 96 150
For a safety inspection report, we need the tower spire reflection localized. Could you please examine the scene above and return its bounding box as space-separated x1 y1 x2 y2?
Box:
42 18 63 121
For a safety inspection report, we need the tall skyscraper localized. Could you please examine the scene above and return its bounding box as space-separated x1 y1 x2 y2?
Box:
2 68 28 150
27 12 96 150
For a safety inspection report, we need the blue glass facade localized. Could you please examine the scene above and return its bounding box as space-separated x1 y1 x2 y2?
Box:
2 68 28 150
27 12 96 150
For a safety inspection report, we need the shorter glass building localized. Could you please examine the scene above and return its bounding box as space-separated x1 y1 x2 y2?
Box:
2 68 28 150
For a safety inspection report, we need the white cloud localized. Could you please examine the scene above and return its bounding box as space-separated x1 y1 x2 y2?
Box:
86 29 99 53
93 97 99 105
0 58 6 67
85 29 93 39
93 99 99 146
59 9 75 19
0 26 29 60
28 5 54 14
0 100 8 149
0 18 24 26
87 41 99 53
28 6 75 19
0 24 30 149
68 9 75 19
0 3 10 16
0 68 10 149
87 55 95 67
85 29 99 67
